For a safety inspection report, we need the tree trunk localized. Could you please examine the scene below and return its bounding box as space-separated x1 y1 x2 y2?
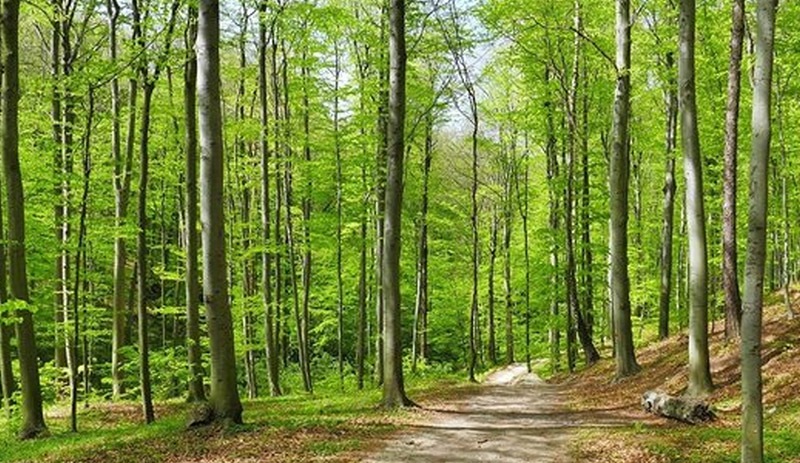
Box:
374 12 388 385
184 6 205 403
382 0 411 408
198 0 243 424
300 52 313 393
722 0 745 340
566 0 599 367
108 0 133 400
659 51 678 341
282 44 312 394
50 2 66 371
741 1 776 461
487 207 498 365
503 185 514 366
546 66 560 373
258 0 280 398
333 43 344 388
1 0 47 437
776 75 795 320
70 89 93 432
679 0 713 397
270 36 285 369
0 154 13 418
610 0 639 379
412 111 432 373
137 81 155 424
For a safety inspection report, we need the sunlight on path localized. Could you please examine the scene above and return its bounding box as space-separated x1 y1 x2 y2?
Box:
361 364 624 463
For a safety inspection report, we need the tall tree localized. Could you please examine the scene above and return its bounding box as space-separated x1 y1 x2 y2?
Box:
184 6 205 403
609 0 639 379
658 54 678 341
382 0 412 408
722 0 745 340
198 0 244 424
565 0 598 367
106 0 133 400
679 0 713 397
2 0 47 437
0 164 13 417
259 0 280 398
740 0 777 460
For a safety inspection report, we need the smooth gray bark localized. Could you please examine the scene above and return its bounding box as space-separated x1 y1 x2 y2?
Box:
741 1 776 461
198 0 243 424
2 0 47 437
610 0 639 379
184 7 205 403
679 0 713 397
382 0 412 408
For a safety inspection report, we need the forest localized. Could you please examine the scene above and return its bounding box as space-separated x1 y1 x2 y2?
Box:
0 0 797 461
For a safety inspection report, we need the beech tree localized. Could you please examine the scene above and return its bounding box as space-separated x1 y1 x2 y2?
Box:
197 0 243 423
609 0 639 379
382 0 412 408
741 0 777 460
2 0 47 438
679 0 713 398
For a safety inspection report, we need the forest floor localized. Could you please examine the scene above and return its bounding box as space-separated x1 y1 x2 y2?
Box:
360 364 630 463
0 374 479 463
564 293 800 463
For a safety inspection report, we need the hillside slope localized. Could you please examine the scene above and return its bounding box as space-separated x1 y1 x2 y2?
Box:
562 296 800 463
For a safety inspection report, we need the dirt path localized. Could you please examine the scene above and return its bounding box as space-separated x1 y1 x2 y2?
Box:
361 364 627 463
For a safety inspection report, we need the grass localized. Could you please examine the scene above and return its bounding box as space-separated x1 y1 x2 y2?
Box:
0 373 474 463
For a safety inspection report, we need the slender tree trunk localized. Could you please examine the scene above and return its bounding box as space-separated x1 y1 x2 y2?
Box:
70 89 93 432
0 155 13 417
776 76 795 320
2 0 47 437
487 207 498 365
374 16 388 385
679 0 713 397
333 43 345 388
659 51 678 340
546 67 561 372
610 0 639 379
468 101 479 382
357 160 368 389
722 0 745 339
503 187 513 366
382 0 412 408
198 0 243 423
299 53 313 393
566 1 598 366
108 0 132 400
137 82 155 424
412 110 432 373
183 7 205 403
741 1 776 460
51 3 66 371
579 60 594 343
259 1 280 398
270 36 285 370
282 44 312 394
521 153 531 371
356 55 369 390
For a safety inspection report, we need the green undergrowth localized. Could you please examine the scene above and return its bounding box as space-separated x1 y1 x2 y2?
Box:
0 370 469 463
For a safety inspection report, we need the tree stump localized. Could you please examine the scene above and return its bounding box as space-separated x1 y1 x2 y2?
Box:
641 391 716 424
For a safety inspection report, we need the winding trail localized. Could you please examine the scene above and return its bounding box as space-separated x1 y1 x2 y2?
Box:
362 364 627 463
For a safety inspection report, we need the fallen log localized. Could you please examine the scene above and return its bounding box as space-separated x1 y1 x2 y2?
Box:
641 391 716 424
